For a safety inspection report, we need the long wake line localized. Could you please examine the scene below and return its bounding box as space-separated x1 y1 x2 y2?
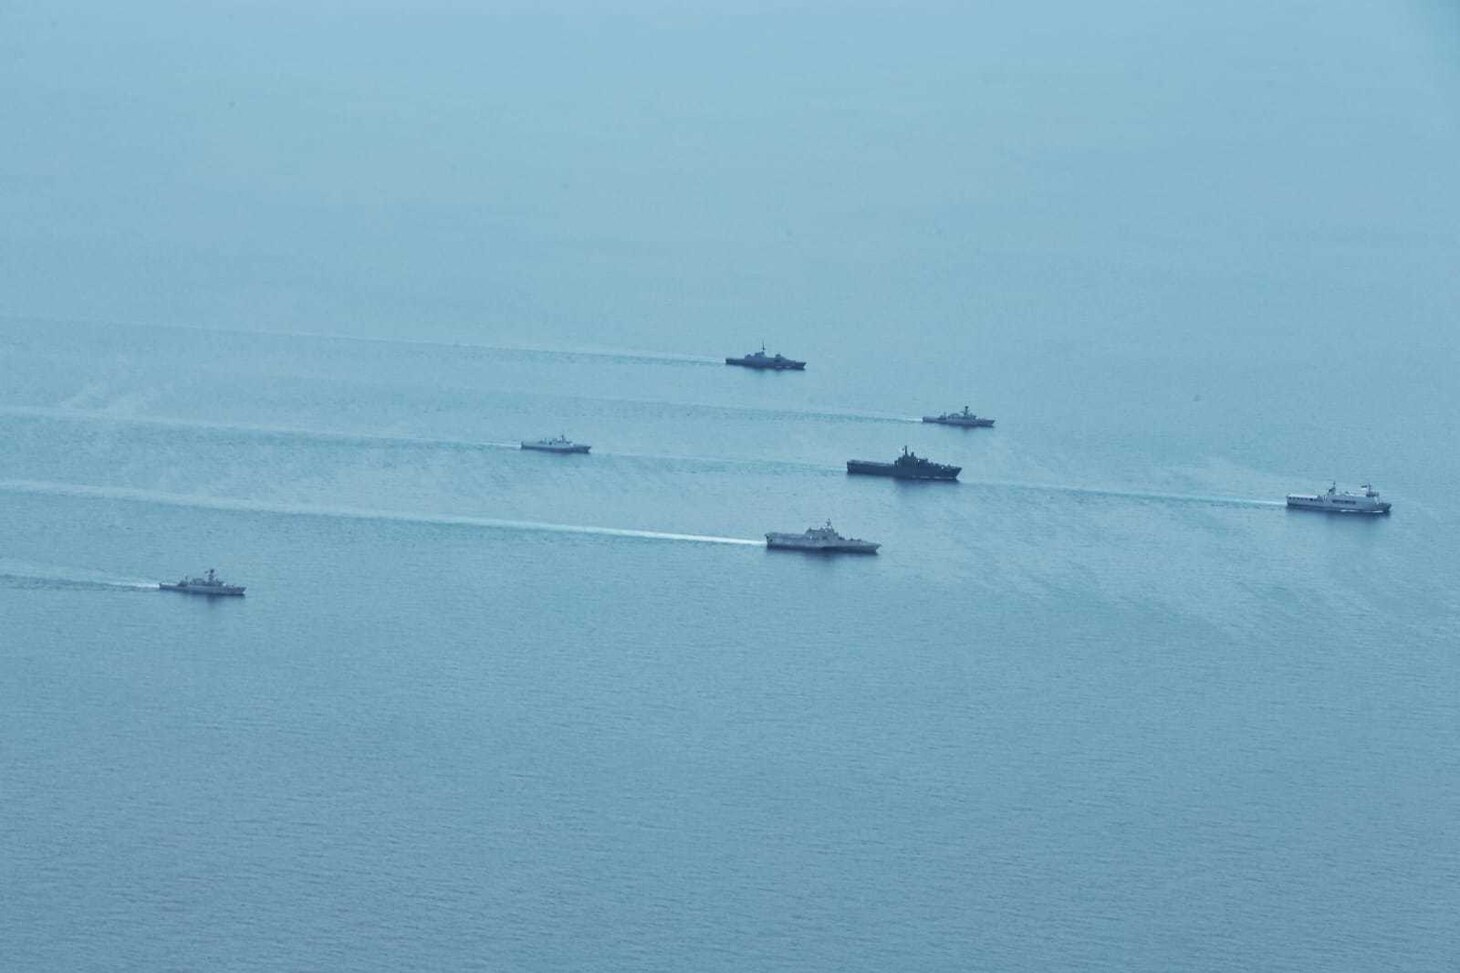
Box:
0 314 723 366
0 479 763 547
0 404 916 452
0 409 1281 509
0 406 524 452
961 479 1285 509
0 558 159 591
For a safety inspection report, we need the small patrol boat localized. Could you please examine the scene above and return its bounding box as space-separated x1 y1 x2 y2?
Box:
521 435 591 454
922 406 994 428
766 521 880 554
725 344 806 371
1286 482 1391 515
847 446 961 481
160 568 245 596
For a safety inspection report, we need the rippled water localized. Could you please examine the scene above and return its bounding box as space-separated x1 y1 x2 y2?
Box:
2 317 1456 970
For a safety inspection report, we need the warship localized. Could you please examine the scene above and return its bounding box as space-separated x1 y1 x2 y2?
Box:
766 521 880 554
847 447 961 481
725 345 806 370
922 406 994 428
1286 482 1391 515
521 435 590 454
160 568 245 596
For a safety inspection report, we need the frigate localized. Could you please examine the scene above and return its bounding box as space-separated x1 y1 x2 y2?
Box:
847 447 961 481
521 435 591 454
922 406 994 428
725 345 806 370
766 521 880 554
1286 482 1391 515
160 568 246 596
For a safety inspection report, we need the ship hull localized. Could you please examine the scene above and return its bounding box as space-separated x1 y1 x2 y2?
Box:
726 358 805 370
160 584 246 596
521 443 590 454
1285 498 1390 515
766 535 879 554
846 460 960 481
922 416 994 428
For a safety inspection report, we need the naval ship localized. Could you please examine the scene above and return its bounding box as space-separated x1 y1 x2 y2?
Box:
521 435 590 454
922 406 994 428
725 345 806 370
766 521 880 554
160 568 245 596
847 447 961 481
1286 482 1391 515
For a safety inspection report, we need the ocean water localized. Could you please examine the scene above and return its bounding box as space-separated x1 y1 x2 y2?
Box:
6 0 1460 967
1 317 1456 970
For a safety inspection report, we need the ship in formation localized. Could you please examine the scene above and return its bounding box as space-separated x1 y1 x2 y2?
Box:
766 521 880 554
221 337 1394 564
847 446 961 481
1286 482 1391 515
725 344 806 371
521 435 591 454
922 405 994 428
160 568 246 597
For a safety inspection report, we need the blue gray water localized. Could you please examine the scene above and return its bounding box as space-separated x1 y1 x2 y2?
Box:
5 1 1460 969
2 317 1457 971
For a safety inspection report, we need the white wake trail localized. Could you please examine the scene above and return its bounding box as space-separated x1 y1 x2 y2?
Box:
0 479 764 547
962 478 1283 508
0 557 159 590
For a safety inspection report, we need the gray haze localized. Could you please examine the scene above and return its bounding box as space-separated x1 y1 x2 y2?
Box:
4 1 1458 357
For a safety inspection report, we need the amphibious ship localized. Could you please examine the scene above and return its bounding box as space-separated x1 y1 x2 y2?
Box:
847 447 960 481
1286 482 1391 515
725 345 806 370
160 568 245 596
766 521 880 554
521 435 590 454
922 406 994 428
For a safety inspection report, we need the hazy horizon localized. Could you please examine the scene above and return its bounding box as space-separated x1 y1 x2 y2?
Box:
4 1 1458 357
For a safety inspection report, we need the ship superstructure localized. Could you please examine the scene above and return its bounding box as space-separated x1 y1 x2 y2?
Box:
521 435 591 454
766 521 880 554
160 568 246 596
922 406 994 428
1286 482 1391 515
847 447 961 481
725 345 806 371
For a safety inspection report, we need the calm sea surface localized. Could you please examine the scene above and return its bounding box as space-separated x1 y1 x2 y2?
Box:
1 316 1456 970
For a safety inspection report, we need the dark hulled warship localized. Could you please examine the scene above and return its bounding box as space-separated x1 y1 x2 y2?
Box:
160 568 246 596
521 435 591 454
922 406 994 428
725 345 806 370
846 447 960 481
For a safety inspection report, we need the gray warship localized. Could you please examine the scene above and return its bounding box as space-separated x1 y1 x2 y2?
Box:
1286 482 1391 515
725 345 806 370
922 406 994 428
521 435 590 454
847 447 961 481
160 568 245 596
766 521 880 554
